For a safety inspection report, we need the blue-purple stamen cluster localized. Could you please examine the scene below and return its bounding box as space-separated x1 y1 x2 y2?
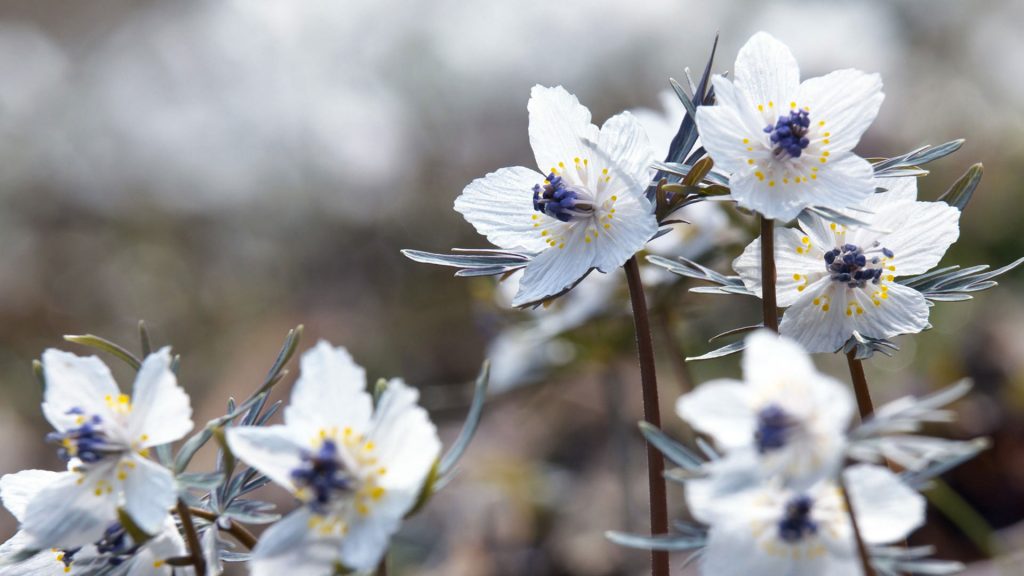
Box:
532 172 593 223
46 408 113 463
94 522 140 566
291 439 354 510
764 110 810 159
755 404 794 453
824 243 893 288
778 495 818 543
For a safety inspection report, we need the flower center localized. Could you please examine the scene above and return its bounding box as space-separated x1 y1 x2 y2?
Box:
532 172 595 223
777 495 818 543
291 439 356 509
755 404 796 453
764 110 810 159
825 243 894 288
46 408 119 463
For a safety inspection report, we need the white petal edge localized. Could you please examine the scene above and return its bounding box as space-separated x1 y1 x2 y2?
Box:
122 455 177 536
733 32 800 121
453 165 553 253
225 425 306 493
512 227 595 307
675 379 755 450
527 85 599 180
845 464 926 544
41 350 120 433
284 341 374 438
129 347 194 447
0 470 62 523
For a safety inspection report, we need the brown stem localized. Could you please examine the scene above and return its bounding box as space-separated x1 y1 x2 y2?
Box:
846 351 875 419
760 216 779 332
624 256 670 576
189 507 259 550
176 500 207 576
376 557 387 576
840 476 877 576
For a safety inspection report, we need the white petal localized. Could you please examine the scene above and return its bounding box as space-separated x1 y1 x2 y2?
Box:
596 110 654 191
733 32 800 119
592 192 657 273
122 455 177 536
849 282 930 341
779 281 853 353
527 85 599 179
338 511 400 572
368 380 441 501
251 508 340 576
732 228 826 307
860 176 918 212
741 330 817 389
225 426 306 493
876 201 960 276
675 379 755 450
695 79 763 174
0 532 68 576
0 470 62 522
512 227 595 307
128 518 187 576
727 168 813 222
129 348 193 447
845 464 925 544
453 165 553 253
23 469 118 549
284 342 374 439
809 153 876 214
798 69 883 153
40 350 120 433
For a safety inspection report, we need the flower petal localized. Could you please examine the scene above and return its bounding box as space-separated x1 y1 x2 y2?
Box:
675 379 755 450
733 227 826 307
845 464 925 544
41 350 120 433
808 153 876 214
225 425 306 493
131 519 187 576
250 508 340 576
849 281 930 341
591 192 657 273
338 511 400 572
595 110 654 192
862 176 918 212
0 470 62 523
512 227 595 307
876 201 961 276
284 341 374 439
369 379 441 500
741 330 817 389
798 69 883 154
695 78 765 174
733 32 800 120
727 168 815 222
453 165 553 253
779 280 853 353
129 348 193 447
527 85 599 179
0 531 69 575
23 468 118 549
121 455 177 536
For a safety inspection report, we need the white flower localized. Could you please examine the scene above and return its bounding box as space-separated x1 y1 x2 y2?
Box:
696 31 884 221
733 177 961 352
0 469 190 575
687 464 925 576
13 349 193 549
454 85 658 307
676 331 853 485
225 341 441 575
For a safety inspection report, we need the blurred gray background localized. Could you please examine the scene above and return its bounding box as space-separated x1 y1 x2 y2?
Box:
0 0 1022 574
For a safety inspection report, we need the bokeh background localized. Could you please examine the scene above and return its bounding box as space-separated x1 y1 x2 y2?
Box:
0 0 1023 574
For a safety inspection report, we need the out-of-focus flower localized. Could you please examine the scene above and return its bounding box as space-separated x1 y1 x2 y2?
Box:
225 342 440 575
454 85 657 307
687 463 925 576
12 349 192 549
696 32 883 221
677 331 853 485
0 469 190 575
733 178 961 352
